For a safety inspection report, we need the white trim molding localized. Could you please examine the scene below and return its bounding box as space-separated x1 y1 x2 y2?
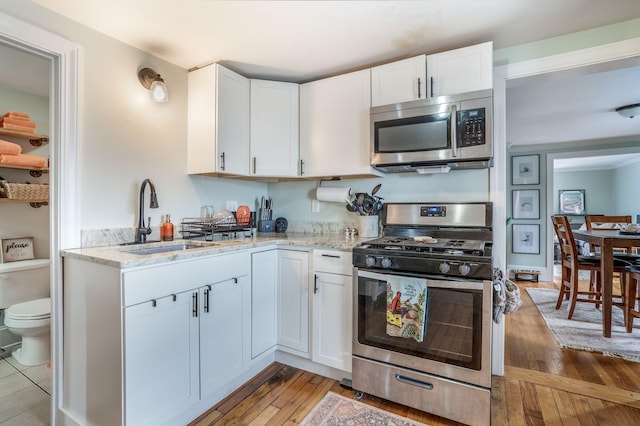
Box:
0 12 80 426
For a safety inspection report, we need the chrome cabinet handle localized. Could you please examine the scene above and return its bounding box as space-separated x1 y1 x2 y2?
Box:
220 152 226 171
430 77 434 97
203 285 211 313
321 254 340 259
299 159 305 176
417 77 421 99
192 292 198 317
253 156 257 174
314 274 319 294
450 104 458 157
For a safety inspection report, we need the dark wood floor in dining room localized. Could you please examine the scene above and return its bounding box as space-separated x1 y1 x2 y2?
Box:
190 278 640 426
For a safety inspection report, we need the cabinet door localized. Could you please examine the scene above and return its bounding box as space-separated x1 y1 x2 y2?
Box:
200 275 250 398
187 65 217 174
371 55 427 106
217 64 250 175
299 69 372 177
427 42 493 98
277 250 310 355
250 80 299 177
251 250 278 358
312 272 353 372
124 291 199 426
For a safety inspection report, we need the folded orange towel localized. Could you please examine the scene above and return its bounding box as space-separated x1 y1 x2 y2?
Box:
0 153 46 168
0 139 21 155
2 111 30 119
0 117 36 128
0 122 35 133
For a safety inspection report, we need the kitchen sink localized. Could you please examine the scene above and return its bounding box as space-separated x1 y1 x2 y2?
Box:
122 243 212 255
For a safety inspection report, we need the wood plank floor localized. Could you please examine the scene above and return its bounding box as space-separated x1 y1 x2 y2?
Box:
191 277 640 425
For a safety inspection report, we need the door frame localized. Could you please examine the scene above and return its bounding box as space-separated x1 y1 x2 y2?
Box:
0 12 80 425
491 36 640 376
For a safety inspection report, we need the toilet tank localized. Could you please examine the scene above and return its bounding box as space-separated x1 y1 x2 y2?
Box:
0 259 50 309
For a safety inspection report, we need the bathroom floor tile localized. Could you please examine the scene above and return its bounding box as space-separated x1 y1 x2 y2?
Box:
0 382 49 423
0 371 33 399
0 399 50 426
21 364 51 385
0 359 19 380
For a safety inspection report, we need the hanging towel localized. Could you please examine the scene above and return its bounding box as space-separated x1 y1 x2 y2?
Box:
0 153 47 168
0 139 21 155
386 275 428 342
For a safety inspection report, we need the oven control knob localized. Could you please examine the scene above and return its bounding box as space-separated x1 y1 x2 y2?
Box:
439 262 451 274
365 256 377 267
381 257 392 268
459 263 471 276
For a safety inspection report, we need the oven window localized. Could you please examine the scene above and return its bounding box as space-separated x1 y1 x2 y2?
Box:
374 114 450 153
357 275 483 370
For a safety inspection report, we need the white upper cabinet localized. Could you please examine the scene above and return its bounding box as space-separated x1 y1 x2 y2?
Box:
371 55 427 107
188 63 250 176
299 69 375 178
427 41 493 98
250 80 299 177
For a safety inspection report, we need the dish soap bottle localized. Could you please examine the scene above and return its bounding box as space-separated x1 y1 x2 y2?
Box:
161 214 174 241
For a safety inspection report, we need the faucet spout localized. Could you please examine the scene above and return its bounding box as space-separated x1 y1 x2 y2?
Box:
136 178 159 243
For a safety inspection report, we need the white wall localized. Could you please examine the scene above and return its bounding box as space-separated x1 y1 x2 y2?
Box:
267 170 491 224
0 86 50 258
553 169 614 218
0 1 267 242
614 158 640 218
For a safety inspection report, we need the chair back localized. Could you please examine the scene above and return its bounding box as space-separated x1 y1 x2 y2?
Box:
585 215 633 253
552 215 580 267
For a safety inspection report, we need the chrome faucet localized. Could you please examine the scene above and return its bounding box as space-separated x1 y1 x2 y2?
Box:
136 178 159 243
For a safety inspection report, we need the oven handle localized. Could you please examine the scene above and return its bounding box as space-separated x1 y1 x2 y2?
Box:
395 374 433 390
357 269 485 291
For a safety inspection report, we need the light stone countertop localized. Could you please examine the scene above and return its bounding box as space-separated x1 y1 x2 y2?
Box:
60 233 371 269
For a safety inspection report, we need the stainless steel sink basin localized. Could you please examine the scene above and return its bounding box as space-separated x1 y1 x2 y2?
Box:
123 243 207 255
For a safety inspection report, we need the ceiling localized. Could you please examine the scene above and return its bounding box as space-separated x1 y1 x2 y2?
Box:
2 1 640 169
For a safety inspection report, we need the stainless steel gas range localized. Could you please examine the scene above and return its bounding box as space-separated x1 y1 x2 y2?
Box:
352 202 493 426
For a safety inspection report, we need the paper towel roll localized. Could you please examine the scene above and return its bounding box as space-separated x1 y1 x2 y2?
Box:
316 186 351 203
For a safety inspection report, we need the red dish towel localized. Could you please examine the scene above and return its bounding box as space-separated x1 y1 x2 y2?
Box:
0 153 46 168
0 139 21 155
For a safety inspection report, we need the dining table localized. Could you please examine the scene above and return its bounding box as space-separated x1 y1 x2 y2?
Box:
573 229 640 337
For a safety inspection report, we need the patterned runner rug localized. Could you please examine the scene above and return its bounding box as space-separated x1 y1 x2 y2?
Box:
300 392 427 426
526 288 640 362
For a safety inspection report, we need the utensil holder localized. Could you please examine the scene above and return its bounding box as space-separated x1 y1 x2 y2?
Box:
357 215 379 238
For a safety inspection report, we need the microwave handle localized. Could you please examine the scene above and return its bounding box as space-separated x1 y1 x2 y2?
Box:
450 103 458 157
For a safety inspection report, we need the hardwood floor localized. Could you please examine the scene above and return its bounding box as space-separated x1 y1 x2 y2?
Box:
191 278 640 425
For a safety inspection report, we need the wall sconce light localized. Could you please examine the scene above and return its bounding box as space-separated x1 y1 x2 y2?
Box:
138 67 168 103
615 103 640 118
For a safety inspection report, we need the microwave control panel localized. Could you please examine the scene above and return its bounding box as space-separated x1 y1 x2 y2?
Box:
457 108 486 146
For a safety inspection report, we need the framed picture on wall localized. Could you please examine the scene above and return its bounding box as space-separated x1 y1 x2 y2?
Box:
1 237 35 263
559 189 586 215
512 154 540 185
512 224 540 254
512 189 540 219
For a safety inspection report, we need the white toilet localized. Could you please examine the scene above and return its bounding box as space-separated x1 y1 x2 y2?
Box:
0 259 51 366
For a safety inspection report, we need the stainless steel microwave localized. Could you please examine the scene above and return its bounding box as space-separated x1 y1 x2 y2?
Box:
370 89 493 173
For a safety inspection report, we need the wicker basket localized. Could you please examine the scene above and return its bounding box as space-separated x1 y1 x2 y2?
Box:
0 180 49 200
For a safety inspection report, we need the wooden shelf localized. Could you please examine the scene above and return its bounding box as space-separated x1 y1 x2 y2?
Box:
0 128 49 145
0 198 48 207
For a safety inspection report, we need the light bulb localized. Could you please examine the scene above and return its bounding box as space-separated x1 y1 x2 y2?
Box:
149 79 168 103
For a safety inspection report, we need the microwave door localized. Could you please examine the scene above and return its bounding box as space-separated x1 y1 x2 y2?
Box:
371 101 459 166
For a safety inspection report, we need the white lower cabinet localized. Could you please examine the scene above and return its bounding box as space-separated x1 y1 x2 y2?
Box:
276 249 310 355
124 290 200 426
251 249 278 358
199 275 250 398
311 249 353 372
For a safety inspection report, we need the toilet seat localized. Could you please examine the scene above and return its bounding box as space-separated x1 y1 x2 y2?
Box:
5 298 51 320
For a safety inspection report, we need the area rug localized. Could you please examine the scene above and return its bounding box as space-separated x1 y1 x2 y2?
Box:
526 288 640 362
300 392 427 426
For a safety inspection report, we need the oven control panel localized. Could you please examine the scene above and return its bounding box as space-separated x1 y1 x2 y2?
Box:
421 205 446 217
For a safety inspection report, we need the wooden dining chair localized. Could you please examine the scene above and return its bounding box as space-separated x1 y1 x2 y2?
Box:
552 215 629 320
625 265 640 333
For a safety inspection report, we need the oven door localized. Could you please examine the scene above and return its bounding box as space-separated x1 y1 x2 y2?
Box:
353 269 492 388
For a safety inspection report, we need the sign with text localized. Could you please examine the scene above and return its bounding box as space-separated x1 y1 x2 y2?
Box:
1 237 35 263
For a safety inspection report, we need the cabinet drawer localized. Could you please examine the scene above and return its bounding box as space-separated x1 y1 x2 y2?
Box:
313 249 353 275
123 251 249 306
